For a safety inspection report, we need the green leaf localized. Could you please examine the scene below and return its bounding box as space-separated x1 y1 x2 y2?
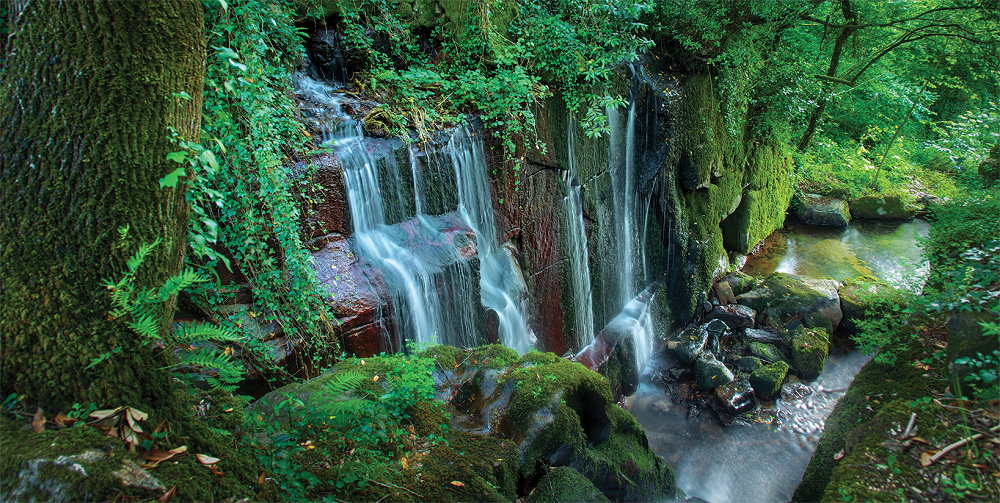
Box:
159 167 187 189
166 151 188 163
197 149 219 171
214 46 239 60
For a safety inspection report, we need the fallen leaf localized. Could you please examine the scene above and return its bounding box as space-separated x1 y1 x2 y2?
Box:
196 454 221 465
973 463 989 469
157 486 176 503
208 464 224 477
32 407 46 433
401 457 409 469
90 407 123 420
257 471 266 485
52 412 75 428
910 437 929 444
921 451 936 467
450 481 465 487
224 408 233 413
834 449 845 460
141 445 188 468
153 420 168 434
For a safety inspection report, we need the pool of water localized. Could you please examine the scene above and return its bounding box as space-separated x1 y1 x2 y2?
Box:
742 217 931 292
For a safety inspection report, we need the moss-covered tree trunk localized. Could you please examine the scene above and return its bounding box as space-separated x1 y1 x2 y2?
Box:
0 0 205 411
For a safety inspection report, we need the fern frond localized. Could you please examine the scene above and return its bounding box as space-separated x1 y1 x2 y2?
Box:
127 314 160 339
157 267 205 301
208 426 233 437
205 376 239 393
324 371 368 397
172 347 244 383
171 322 243 344
126 238 161 273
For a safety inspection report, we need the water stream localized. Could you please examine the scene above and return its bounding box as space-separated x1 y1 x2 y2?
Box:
632 218 929 502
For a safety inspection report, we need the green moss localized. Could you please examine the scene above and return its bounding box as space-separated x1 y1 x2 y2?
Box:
791 327 830 380
750 361 789 400
528 466 611 503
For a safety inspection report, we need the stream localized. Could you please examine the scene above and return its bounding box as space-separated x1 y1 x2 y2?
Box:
630 217 930 503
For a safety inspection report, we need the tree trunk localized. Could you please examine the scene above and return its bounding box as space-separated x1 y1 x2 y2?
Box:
0 0 205 411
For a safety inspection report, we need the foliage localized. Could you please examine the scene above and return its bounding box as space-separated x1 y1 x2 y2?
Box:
249 349 448 500
954 347 1000 400
852 288 910 365
329 0 653 161
96 232 244 392
194 0 336 379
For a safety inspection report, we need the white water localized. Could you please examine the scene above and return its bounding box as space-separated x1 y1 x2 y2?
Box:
296 74 531 351
564 114 596 349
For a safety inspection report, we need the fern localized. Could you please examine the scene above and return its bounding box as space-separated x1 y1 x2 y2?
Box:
321 371 372 426
93 239 246 392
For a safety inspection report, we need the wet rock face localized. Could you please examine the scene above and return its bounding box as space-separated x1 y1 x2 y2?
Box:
296 154 351 240
704 304 756 329
795 192 851 227
848 194 917 220
672 324 710 364
695 352 734 389
714 377 756 414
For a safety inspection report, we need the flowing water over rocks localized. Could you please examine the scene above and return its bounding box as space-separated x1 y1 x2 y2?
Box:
630 218 929 502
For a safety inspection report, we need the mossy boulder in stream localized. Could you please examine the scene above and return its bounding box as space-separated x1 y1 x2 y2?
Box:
750 361 789 400
737 272 843 331
838 276 901 334
794 193 851 227
790 326 830 380
848 193 917 220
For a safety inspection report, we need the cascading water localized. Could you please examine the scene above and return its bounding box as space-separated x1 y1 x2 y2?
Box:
296 73 531 352
564 115 596 349
447 128 535 354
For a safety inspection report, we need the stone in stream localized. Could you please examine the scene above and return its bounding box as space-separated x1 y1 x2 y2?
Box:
791 326 831 380
748 341 789 366
750 361 789 400
704 304 756 330
838 276 900 334
737 356 762 373
849 194 917 220
695 352 734 390
739 327 785 346
714 377 756 414
794 192 851 226
671 324 710 364
736 272 843 332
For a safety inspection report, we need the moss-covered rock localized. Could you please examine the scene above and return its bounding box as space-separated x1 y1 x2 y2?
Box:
848 193 917 220
737 272 843 331
527 466 611 503
838 276 901 334
719 271 760 296
748 341 789 365
794 193 851 227
750 361 789 400
790 326 830 381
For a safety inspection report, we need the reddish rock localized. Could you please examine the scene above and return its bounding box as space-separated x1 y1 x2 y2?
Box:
295 153 351 241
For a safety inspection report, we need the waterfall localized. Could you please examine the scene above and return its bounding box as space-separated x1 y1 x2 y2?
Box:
564 115 596 349
296 73 531 352
448 128 534 354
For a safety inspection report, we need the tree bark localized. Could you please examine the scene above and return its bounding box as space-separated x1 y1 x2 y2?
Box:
0 0 205 411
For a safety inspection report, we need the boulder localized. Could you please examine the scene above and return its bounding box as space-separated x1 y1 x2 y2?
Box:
704 304 756 330
718 271 759 296
695 352 734 390
736 272 843 332
848 194 917 220
714 377 756 414
795 193 851 227
791 327 831 380
737 356 762 373
739 328 785 347
748 341 789 366
750 361 789 400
